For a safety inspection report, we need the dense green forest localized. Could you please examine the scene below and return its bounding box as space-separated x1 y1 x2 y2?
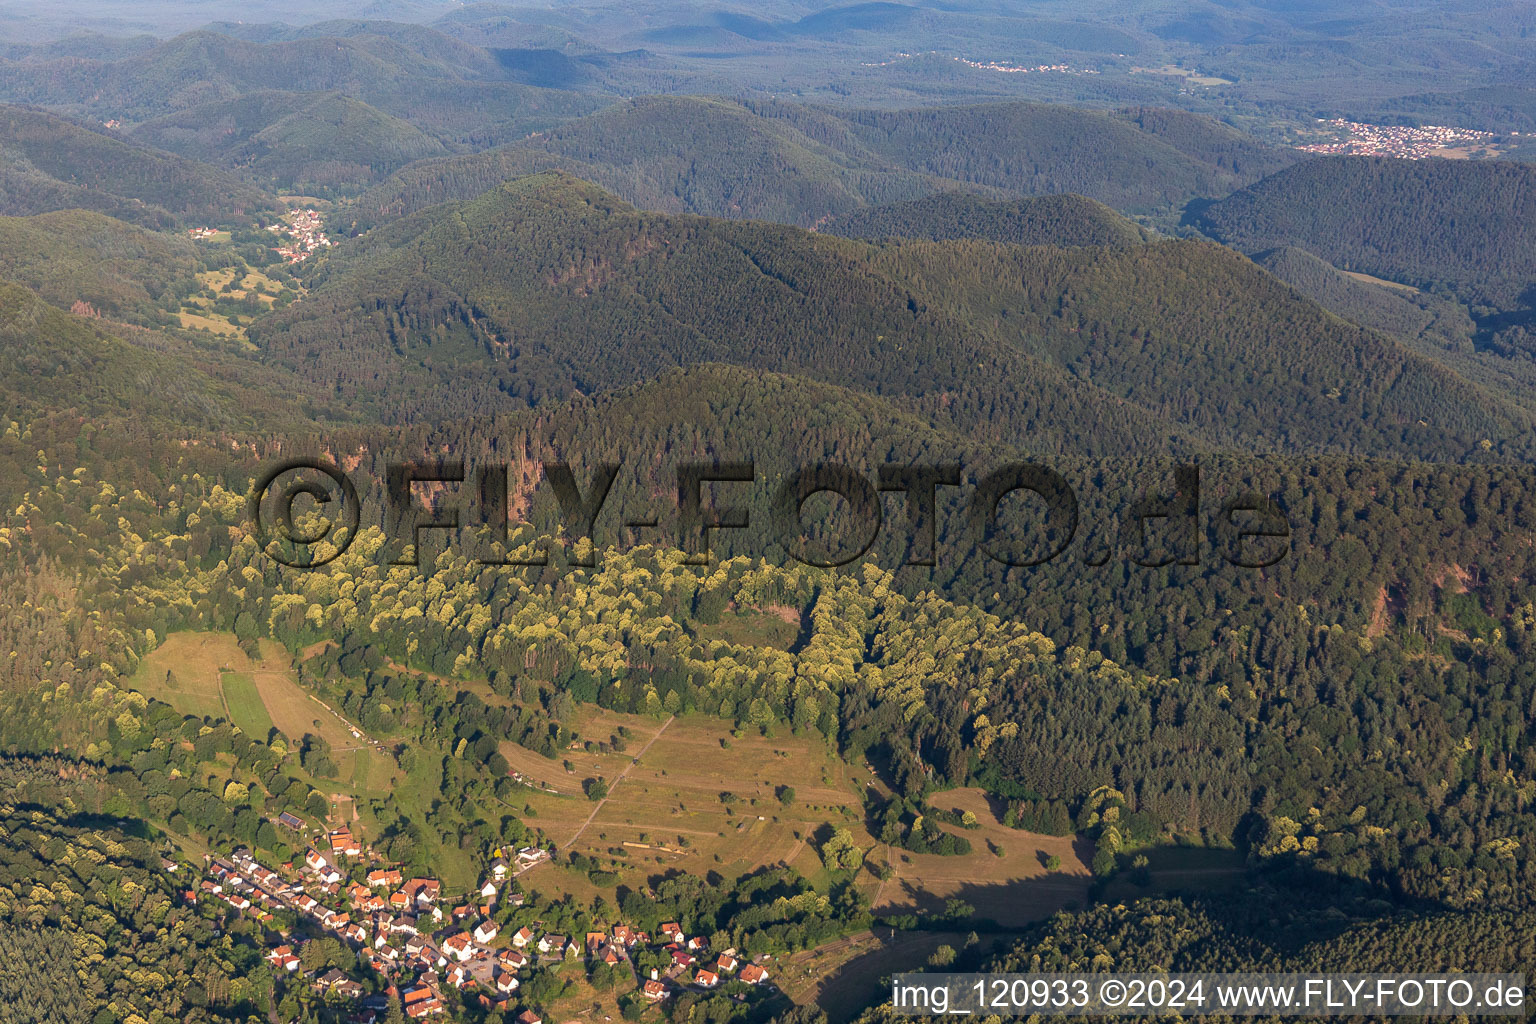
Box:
0 210 203 321
6 320 1536 918
1249 246 1476 356
0 104 271 227
132 91 451 194
0 27 605 144
1192 157 1536 311
254 173 1532 461
852 895 1536 1024
349 97 1298 230
820 193 1148 247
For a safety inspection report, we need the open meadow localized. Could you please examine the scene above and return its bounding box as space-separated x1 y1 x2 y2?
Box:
502 704 1092 930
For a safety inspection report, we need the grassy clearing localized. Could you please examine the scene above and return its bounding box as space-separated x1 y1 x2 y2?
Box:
1342 270 1422 293
221 672 275 738
131 632 236 719
506 706 872 901
194 268 283 304
875 788 1091 922
176 310 242 336
1131 64 1233 86
691 606 801 649
505 712 1091 926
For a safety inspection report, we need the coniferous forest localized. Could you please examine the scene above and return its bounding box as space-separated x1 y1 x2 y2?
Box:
1 4 1536 1024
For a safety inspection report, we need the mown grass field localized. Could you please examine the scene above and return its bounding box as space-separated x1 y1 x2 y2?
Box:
505 706 869 892
130 631 230 719
220 671 275 738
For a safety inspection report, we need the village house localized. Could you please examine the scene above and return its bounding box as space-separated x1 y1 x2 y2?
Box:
330 828 362 857
368 868 403 888
516 1010 542 1024
401 878 441 905
511 926 534 948
659 922 684 944
714 953 738 974
474 920 501 944
695 969 720 989
740 964 769 985
314 969 365 999
442 932 476 962
265 945 301 972
490 857 510 881
498 948 529 970
402 984 444 1018
643 980 669 1001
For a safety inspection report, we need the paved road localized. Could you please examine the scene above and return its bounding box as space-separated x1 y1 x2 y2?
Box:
560 715 675 850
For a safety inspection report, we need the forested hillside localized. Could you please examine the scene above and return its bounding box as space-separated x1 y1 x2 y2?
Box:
1192 156 1536 311
7 347 1536 917
257 173 1531 461
795 101 1293 214
0 783 270 1024
0 104 271 227
820 193 1148 246
1251 246 1476 352
0 276 329 444
132 91 451 193
876 236 1527 455
351 97 1298 230
1 14 1535 1016
0 27 606 145
0 209 202 320
853 897 1536 1024
347 95 963 230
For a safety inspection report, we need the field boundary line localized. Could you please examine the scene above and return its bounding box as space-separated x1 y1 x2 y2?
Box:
560 715 675 850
